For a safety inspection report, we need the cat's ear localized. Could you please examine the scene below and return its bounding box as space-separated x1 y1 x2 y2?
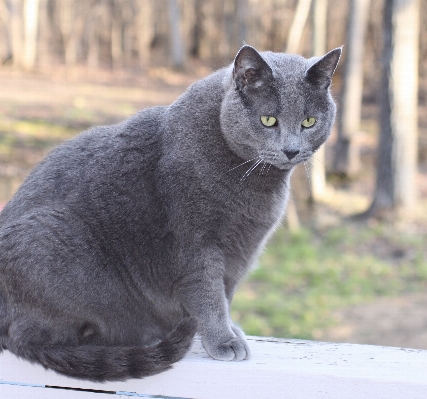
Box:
233 45 273 90
305 47 342 89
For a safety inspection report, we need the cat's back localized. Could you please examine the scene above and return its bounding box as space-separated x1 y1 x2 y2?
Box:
0 105 167 225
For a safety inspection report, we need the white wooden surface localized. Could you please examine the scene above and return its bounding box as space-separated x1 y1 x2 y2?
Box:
1 336 426 399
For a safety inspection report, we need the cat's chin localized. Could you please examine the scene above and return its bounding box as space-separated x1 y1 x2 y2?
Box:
275 163 297 171
258 160 294 172
259 156 300 171
271 156 312 171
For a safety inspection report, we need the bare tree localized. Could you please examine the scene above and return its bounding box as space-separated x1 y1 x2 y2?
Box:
190 0 204 58
136 0 154 65
58 0 92 68
8 0 24 67
168 0 184 69
86 3 103 69
236 0 248 45
110 0 134 70
0 1 12 63
333 0 371 177
309 0 328 201
286 0 312 54
364 0 420 218
22 0 39 69
111 0 124 70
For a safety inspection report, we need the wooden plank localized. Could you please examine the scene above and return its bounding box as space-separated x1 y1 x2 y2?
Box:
1 337 427 399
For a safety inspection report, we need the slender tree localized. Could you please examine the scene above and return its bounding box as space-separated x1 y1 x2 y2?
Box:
365 0 419 218
286 0 312 54
22 0 39 69
136 0 154 65
59 0 91 68
309 0 328 201
168 0 185 69
334 0 370 177
190 0 204 58
111 0 124 70
0 0 12 63
236 0 248 45
9 0 24 67
86 3 103 69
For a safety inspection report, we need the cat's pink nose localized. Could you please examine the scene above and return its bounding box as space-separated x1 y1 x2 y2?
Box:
284 150 299 160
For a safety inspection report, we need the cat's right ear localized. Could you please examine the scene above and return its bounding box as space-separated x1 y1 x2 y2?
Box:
305 47 342 89
233 46 272 90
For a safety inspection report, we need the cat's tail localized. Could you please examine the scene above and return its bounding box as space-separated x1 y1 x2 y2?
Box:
15 317 197 382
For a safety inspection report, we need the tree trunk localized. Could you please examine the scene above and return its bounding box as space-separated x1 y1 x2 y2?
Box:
236 0 248 45
121 3 133 67
333 0 370 177
59 1 86 68
22 0 39 69
286 0 312 54
111 10 123 70
87 10 100 70
0 0 13 64
309 0 328 201
9 0 24 67
190 0 204 58
168 0 184 69
136 0 153 65
36 0 51 67
365 0 419 218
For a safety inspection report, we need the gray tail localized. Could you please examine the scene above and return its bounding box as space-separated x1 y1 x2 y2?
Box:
17 318 197 382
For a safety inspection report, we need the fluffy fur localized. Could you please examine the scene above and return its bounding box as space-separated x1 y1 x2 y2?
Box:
0 46 341 381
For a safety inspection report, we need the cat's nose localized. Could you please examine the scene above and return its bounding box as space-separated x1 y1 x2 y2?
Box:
283 149 299 160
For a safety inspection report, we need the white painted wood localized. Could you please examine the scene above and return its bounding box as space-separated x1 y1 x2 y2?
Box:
0 384 110 399
1 336 426 399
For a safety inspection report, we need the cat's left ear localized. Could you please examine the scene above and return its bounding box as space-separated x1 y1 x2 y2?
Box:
305 47 342 89
233 45 273 90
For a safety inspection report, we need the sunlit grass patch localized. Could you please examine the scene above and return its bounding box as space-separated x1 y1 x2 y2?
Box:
232 225 427 339
0 119 77 155
0 118 78 163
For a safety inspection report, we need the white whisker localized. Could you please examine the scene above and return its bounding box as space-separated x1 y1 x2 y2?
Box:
259 161 267 176
226 157 259 174
240 159 263 182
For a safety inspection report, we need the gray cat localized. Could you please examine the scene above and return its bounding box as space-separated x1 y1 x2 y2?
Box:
0 45 341 381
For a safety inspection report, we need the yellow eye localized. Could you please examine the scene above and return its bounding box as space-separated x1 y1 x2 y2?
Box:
260 116 277 127
301 117 316 128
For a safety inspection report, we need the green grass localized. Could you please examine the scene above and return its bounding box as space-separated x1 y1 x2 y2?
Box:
0 119 77 160
231 225 427 339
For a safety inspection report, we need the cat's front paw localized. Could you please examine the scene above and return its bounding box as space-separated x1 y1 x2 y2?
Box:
203 335 251 361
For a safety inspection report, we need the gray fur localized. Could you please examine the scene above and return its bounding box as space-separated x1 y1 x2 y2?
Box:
0 46 341 381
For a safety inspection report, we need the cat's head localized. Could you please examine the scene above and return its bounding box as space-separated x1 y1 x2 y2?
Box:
220 45 341 171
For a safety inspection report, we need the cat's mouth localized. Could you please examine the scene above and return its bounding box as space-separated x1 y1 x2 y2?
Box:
230 150 313 179
259 150 309 170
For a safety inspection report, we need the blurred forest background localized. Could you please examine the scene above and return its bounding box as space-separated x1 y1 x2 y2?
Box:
0 0 426 349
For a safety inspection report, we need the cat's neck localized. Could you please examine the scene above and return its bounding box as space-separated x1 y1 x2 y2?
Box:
169 69 226 119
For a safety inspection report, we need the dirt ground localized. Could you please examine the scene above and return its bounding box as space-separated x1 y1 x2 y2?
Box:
319 293 427 350
0 67 426 351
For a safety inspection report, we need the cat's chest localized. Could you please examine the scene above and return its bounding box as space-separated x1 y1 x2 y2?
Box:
217 176 289 244
208 182 288 275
